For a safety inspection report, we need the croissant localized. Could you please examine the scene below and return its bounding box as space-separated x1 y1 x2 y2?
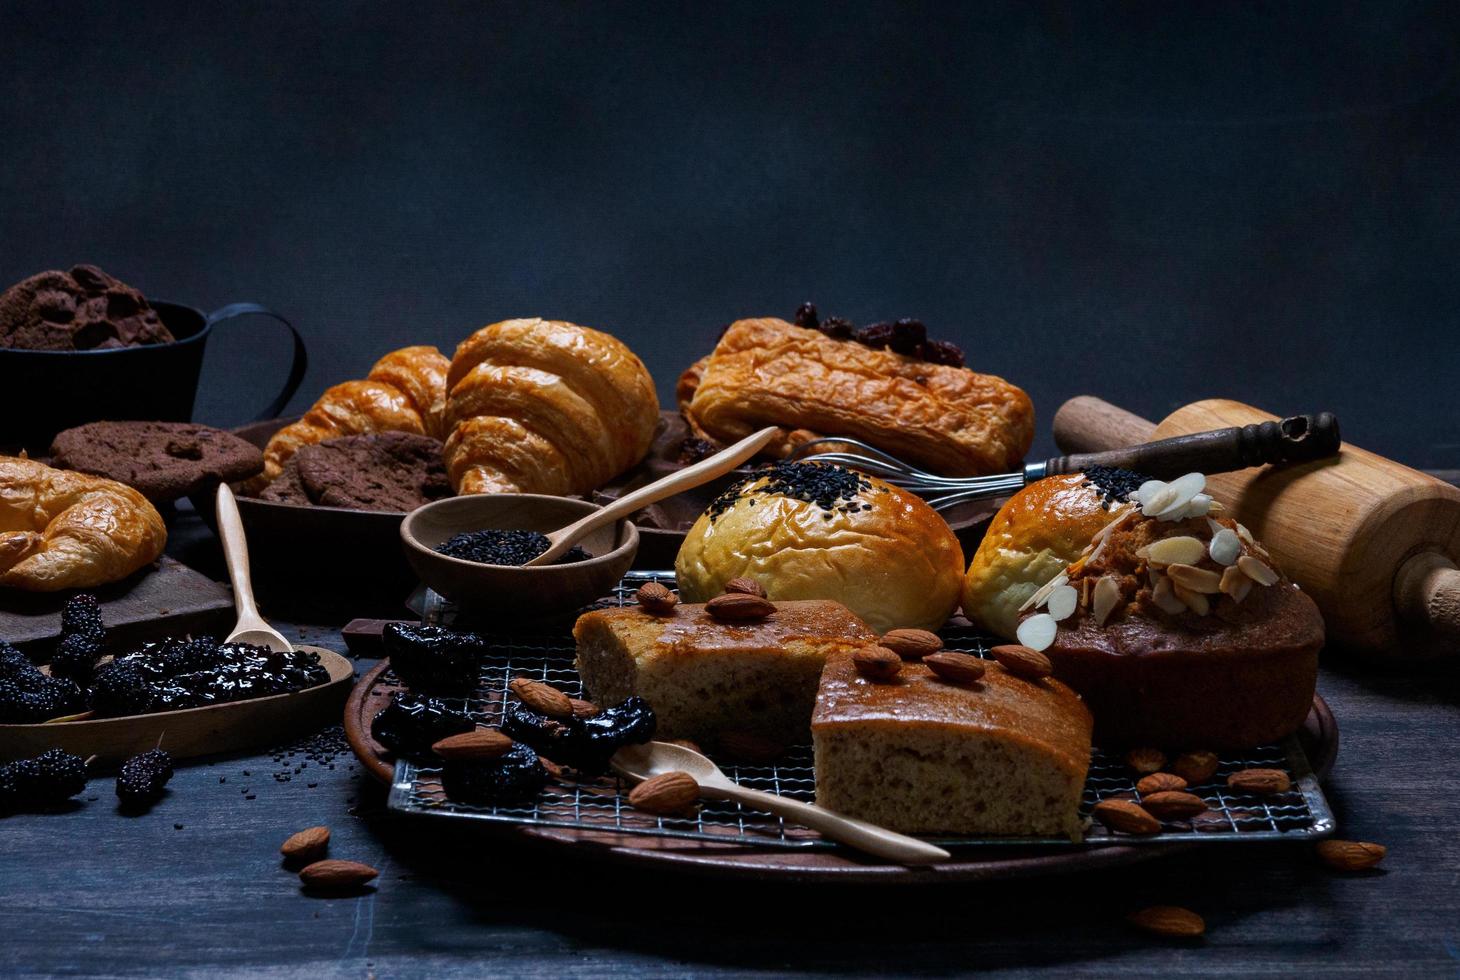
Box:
680 317 1034 476
259 345 450 481
0 456 166 591
442 318 659 495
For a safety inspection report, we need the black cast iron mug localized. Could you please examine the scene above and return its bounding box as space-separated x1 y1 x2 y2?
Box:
0 300 307 454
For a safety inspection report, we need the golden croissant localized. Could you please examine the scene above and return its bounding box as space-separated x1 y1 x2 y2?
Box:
0 456 166 591
443 318 659 495
680 317 1033 475
259 345 450 481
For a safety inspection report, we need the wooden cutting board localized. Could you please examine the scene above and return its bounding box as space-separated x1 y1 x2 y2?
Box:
0 557 235 655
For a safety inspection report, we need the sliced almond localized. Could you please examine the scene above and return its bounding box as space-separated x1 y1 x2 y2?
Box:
1014 613 1058 652
1046 585 1079 622
1238 555 1279 586
1177 492 1214 519
1146 536 1206 567
1208 528 1241 566
1092 575 1121 626
1167 564 1223 594
1220 565 1253 603
1151 472 1206 519
1019 572 1068 613
1151 575 1187 615
1079 577 1092 608
1173 584 1210 616
1236 522 1255 545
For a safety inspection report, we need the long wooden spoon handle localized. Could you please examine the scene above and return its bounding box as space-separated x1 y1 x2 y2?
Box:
707 784 950 864
531 426 781 565
215 483 262 626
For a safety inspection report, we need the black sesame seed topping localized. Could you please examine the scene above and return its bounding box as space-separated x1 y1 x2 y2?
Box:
707 461 873 524
435 530 590 566
1082 466 1150 509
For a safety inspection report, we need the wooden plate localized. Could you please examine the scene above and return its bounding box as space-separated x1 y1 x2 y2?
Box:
215 413 1000 601
0 645 354 764
343 659 1339 884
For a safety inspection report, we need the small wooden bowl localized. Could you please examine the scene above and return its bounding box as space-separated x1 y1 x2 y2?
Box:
400 494 638 618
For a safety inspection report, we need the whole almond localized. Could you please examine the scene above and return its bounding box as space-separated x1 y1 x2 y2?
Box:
989 644 1053 680
1127 905 1205 938
299 859 378 891
1124 747 1166 775
717 730 784 763
1141 790 1208 820
627 770 700 816
881 628 943 660
280 826 330 863
1092 799 1161 835
1315 839 1386 872
432 728 513 760
1136 772 1188 795
635 581 678 615
509 677 573 718
1168 750 1219 785
852 645 903 682
723 577 767 598
705 592 776 621
924 651 986 685
1226 768 1291 796
569 698 601 718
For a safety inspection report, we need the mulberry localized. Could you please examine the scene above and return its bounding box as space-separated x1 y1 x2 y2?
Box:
51 594 107 685
0 749 88 809
0 675 85 723
116 749 174 808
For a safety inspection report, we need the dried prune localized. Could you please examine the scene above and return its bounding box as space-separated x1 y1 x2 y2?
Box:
370 692 474 758
440 741 547 806
383 623 487 696
501 696 655 774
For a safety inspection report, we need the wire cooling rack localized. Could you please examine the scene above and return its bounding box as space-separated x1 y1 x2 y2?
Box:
386 572 1335 849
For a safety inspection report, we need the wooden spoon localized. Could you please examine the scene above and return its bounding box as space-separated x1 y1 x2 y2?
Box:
525 426 781 567
216 483 292 652
611 740 951 865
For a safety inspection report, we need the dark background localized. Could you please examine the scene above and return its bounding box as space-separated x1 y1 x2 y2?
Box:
3 1 1458 466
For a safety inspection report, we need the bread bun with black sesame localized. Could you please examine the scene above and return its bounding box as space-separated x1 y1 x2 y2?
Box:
674 462 963 633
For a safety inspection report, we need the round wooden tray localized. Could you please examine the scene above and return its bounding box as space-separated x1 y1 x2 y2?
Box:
344 660 1339 884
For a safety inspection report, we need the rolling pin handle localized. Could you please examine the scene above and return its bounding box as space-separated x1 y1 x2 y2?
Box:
1052 397 1156 454
1395 552 1460 642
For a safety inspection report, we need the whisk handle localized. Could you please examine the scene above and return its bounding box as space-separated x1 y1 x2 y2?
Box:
1038 412 1341 480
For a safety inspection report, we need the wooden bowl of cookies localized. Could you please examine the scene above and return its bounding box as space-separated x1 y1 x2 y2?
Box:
399 494 639 619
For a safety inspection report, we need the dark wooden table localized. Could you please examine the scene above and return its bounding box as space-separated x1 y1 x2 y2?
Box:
1 504 1457 979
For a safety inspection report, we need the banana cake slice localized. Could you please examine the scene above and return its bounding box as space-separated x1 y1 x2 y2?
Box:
812 650 1093 839
573 599 876 744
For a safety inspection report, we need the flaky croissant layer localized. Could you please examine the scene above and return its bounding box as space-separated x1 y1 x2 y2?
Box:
0 456 166 591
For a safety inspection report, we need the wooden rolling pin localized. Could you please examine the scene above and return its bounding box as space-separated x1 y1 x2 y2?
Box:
1053 396 1460 659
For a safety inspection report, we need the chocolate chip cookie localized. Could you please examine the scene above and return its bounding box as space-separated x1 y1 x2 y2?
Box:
49 421 265 502
294 433 450 512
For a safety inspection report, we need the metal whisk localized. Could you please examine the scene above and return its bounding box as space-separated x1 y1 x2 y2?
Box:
787 437 1028 511
786 412 1341 512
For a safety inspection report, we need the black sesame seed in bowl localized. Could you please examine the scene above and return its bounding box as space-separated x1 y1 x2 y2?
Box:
435 529 590 567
